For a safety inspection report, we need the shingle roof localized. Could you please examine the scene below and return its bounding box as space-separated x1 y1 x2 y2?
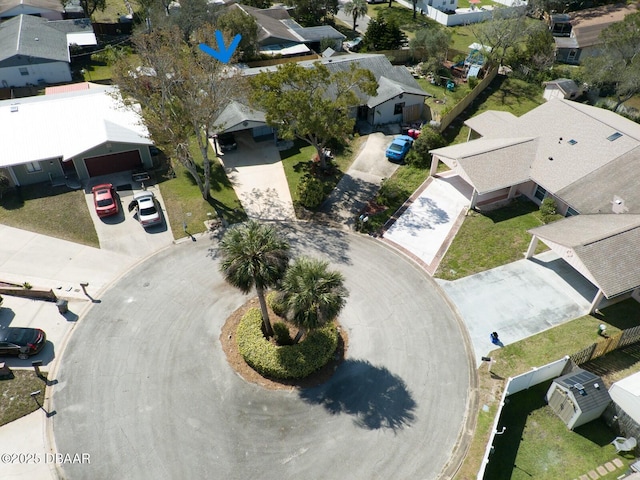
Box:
543 78 579 96
0 14 68 64
214 100 266 132
555 368 611 413
231 4 301 44
432 138 536 194
569 4 637 48
0 0 63 16
529 214 640 297
464 110 518 136
290 25 345 42
0 85 151 168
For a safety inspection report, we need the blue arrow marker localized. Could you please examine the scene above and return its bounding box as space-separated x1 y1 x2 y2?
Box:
199 30 242 64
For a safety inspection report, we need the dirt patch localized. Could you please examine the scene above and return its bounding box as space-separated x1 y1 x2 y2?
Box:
219 297 348 391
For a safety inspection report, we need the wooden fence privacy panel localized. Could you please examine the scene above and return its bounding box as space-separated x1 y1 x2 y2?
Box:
570 325 640 365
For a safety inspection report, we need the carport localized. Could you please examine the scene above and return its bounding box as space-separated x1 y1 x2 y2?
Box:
527 214 640 313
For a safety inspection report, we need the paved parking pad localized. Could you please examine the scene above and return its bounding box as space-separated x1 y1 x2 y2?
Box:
384 174 472 267
437 250 598 365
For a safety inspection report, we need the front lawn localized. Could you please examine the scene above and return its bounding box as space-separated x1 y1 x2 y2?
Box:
0 371 48 426
158 140 246 239
367 4 439 39
435 198 548 280
0 184 99 247
279 136 365 207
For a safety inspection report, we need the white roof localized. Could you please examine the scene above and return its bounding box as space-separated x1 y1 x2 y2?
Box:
67 32 97 46
0 85 151 168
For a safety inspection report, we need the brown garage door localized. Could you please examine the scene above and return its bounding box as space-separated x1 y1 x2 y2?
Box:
85 150 142 177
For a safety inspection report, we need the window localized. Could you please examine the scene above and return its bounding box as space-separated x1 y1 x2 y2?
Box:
607 132 623 142
19 67 28 76
25 161 42 173
393 102 405 115
567 50 577 62
566 207 578 217
534 185 546 201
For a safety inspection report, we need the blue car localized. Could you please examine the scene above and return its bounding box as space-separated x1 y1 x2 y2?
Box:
385 135 414 163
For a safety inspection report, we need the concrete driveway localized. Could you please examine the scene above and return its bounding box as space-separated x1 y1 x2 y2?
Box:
438 250 598 366
383 173 472 273
216 131 295 221
85 173 175 258
320 132 399 226
52 222 474 480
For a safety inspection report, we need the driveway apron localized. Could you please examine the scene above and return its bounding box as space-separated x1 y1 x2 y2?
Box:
216 132 295 221
319 132 398 226
437 250 598 365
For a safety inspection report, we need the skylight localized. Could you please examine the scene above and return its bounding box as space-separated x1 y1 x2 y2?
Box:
607 132 623 141
568 139 577 145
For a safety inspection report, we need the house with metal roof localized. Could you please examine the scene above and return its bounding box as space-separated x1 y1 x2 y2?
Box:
0 85 153 187
0 14 96 88
546 368 611 430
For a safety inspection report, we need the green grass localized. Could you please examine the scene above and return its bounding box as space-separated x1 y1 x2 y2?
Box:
435 198 548 280
361 164 429 232
279 136 365 207
442 76 545 146
456 300 640 479
93 0 131 23
368 4 439 39
0 371 48 426
416 77 472 115
157 139 246 239
0 184 99 247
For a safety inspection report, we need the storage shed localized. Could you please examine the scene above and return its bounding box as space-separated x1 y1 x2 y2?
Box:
610 371 640 426
546 368 611 430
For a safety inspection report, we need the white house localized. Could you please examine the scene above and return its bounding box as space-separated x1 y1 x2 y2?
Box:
0 85 154 187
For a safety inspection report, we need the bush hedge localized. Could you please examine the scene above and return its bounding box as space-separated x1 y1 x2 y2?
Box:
236 308 339 379
266 290 287 317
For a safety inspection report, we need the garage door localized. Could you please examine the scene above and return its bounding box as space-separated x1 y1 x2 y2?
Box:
85 150 142 177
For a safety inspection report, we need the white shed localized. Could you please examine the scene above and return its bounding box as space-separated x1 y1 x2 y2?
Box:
610 371 640 426
546 368 611 430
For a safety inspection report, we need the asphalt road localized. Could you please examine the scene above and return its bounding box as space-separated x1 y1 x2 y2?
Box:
51 222 474 480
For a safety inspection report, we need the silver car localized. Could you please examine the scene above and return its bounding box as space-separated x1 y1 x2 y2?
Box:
131 191 162 228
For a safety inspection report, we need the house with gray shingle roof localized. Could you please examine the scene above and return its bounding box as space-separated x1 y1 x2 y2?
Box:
0 14 73 87
430 98 640 311
228 4 345 56
0 0 64 20
238 53 429 127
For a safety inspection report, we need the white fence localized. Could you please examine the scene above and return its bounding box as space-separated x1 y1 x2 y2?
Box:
393 0 527 27
476 356 570 480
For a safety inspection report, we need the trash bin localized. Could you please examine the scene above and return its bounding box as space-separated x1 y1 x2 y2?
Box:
56 299 68 314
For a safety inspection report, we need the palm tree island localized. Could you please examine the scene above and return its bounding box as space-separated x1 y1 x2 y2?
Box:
218 221 349 383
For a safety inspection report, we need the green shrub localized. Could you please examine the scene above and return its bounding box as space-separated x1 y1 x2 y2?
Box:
236 308 339 379
297 175 325 209
376 178 404 206
540 197 557 224
266 290 287 317
273 321 294 345
468 76 479 89
405 127 446 168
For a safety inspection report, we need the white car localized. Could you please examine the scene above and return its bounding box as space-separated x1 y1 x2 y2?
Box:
131 191 162 228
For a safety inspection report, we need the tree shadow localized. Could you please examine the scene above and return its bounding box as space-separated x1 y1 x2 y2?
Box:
278 221 352 266
299 358 417 431
0 182 78 211
481 197 538 223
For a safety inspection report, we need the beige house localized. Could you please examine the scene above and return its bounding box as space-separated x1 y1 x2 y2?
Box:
430 99 640 311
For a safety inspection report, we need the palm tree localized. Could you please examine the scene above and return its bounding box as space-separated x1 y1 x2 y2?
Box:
281 257 348 343
343 0 368 32
219 220 290 337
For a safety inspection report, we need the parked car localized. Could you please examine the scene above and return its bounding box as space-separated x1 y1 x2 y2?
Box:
91 183 119 218
131 191 162 228
385 135 414 163
344 37 363 52
0 327 46 359
217 133 237 152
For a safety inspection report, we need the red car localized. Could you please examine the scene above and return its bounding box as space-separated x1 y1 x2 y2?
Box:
92 183 119 218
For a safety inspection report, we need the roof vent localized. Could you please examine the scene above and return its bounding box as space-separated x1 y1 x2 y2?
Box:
574 383 587 395
607 132 623 141
10 105 18 112
34 37 39 41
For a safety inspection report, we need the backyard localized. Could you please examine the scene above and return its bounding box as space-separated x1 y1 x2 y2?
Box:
456 299 640 479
